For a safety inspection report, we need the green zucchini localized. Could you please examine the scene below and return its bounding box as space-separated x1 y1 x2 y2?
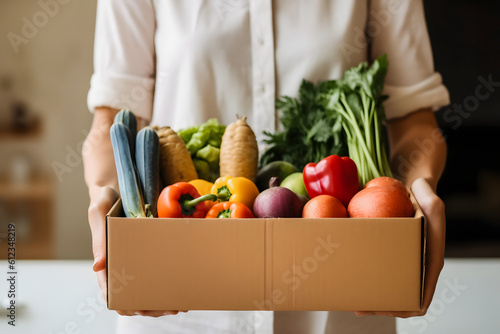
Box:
114 109 137 138
135 127 160 217
110 122 148 218
114 109 137 157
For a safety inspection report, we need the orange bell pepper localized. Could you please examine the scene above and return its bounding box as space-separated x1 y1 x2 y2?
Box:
211 176 260 210
205 202 254 218
157 182 217 218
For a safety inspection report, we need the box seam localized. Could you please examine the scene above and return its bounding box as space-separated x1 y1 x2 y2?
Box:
106 214 109 309
263 219 267 310
264 219 273 311
269 219 273 310
420 215 427 310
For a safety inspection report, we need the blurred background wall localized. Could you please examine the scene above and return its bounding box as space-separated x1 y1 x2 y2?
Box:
0 0 498 260
0 0 97 259
425 0 500 257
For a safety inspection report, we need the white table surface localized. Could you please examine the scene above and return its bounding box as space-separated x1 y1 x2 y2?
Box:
0 259 498 334
0 260 118 334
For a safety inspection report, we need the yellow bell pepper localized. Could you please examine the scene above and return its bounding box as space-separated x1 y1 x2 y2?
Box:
188 179 214 196
211 176 260 210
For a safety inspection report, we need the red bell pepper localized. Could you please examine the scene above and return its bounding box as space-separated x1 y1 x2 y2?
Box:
303 155 359 207
157 182 217 218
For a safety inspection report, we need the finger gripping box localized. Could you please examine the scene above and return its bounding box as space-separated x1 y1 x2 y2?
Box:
106 199 425 311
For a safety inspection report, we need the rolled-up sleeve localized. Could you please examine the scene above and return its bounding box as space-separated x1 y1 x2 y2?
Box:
369 0 450 120
87 0 156 122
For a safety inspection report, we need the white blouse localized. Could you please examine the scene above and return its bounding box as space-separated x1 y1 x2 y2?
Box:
87 1 448 332
88 0 449 149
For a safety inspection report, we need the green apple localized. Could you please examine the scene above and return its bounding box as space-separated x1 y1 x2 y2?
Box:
256 161 299 192
280 172 309 198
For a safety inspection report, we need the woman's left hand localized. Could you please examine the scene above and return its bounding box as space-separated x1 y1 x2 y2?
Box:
355 177 446 318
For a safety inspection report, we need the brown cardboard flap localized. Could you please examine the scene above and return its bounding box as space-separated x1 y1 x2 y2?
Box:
268 218 422 311
410 190 427 310
108 198 124 218
105 198 123 308
420 215 427 309
107 218 266 310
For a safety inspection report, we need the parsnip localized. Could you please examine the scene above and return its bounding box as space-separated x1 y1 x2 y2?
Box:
219 116 258 182
155 126 198 186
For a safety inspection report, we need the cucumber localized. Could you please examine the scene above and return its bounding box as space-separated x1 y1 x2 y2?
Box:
114 109 137 157
110 122 148 218
135 127 160 217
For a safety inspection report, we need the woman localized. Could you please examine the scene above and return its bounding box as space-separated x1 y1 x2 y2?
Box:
84 1 448 333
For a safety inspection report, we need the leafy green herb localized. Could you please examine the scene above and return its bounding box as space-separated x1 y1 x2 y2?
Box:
261 54 392 185
260 81 346 170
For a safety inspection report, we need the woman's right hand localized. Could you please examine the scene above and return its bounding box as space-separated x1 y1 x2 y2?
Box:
88 185 182 317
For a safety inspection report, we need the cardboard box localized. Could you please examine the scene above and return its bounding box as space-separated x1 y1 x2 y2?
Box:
106 200 425 311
